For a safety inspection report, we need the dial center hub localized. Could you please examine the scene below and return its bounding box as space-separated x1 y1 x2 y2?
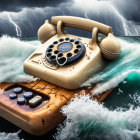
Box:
57 42 73 53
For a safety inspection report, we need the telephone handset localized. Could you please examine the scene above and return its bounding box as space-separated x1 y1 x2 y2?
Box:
24 16 121 89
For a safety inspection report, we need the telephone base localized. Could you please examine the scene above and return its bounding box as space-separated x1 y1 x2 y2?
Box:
24 34 105 89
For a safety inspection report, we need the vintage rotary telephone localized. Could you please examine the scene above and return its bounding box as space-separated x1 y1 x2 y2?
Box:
24 16 121 89
0 17 120 135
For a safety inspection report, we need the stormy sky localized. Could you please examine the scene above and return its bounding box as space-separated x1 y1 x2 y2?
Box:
0 0 139 37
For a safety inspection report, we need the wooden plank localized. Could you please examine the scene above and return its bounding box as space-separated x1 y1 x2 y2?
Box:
0 80 112 135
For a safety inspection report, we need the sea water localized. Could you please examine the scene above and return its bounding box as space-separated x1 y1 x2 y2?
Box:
0 36 39 83
0 36 140 140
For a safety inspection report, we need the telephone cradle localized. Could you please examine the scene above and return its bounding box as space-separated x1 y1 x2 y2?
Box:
0 16 121 135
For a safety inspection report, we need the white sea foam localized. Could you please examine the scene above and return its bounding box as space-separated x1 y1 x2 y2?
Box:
93 69 140 95
55 95 140 140
0 35 39 83
0 131 21 140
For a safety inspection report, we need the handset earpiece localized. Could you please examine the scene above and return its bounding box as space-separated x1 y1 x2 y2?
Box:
38 20 57 44
99 33 121 60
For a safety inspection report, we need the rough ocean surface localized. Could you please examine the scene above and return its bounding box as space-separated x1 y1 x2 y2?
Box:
55 95 140 140
0 36 39 83
81 37 140 95
0 36 140 140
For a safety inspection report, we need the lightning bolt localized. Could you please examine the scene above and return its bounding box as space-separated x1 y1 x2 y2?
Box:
84 10 90 19
6 12 22 37
59 8 65 16
76 0 137 36
108 4 130 36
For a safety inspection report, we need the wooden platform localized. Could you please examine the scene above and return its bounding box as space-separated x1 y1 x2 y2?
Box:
0 80 113 135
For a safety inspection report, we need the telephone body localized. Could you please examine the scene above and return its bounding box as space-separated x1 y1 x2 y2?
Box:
24 16 121 89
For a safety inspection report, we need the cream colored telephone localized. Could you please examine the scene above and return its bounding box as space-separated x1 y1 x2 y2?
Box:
24 16 121 89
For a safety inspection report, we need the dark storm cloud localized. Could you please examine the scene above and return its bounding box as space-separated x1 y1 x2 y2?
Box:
114 0 140 24
0 0 69 12
0 0 139 37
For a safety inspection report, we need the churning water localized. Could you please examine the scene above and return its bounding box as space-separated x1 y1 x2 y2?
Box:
0 36 140 140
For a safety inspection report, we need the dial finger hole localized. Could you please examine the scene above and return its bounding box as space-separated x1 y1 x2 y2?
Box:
48 49 52 52
74 49 79 54
76 45 81 49
59 38 64 42
50 55 56 60
75 41 79 44
47 53 51 57
58 53 63 57
70 39 74 42
67 53 72 57
53 41 58 44
54 50 59 54
58 57 67 65
65 37 70 41
49 45 54 48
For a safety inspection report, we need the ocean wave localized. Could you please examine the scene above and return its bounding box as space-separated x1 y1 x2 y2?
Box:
55 95 140 140
0 36 140 140
81 37 140 95
93 69 140 95
0 131 20 140
0 35 39 83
